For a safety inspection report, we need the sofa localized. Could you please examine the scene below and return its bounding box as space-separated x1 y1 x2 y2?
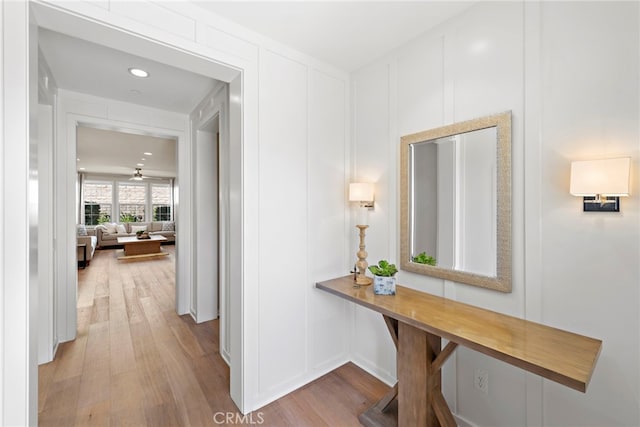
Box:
77 227 98 266
94 221 176 248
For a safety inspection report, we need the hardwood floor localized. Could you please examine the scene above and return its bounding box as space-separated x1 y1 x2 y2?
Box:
39 246 390 426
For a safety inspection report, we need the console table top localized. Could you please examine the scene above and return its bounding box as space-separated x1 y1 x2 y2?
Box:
316 275 601 392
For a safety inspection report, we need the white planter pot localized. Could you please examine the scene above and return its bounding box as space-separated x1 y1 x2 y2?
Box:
373 275 396 295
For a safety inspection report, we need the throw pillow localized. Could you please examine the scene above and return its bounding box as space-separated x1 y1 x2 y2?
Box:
162 221 175 231
77 224 88 236
104 223 117 234
130 225 148 234
116 224 127 234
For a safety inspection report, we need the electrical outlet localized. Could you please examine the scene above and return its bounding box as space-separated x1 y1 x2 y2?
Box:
474 369 489 394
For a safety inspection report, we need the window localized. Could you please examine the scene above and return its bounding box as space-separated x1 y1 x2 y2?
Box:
152 184 172 221
82 178 172 224
118 182 146 222
83 182 113 225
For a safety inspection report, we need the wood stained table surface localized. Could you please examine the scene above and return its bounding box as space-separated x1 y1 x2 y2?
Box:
316 276 601 393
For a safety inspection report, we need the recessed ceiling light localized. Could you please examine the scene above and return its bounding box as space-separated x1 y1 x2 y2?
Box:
76 158 80 161
144 152 152 156
137 163 144 167
79 167 86 171
128 68 149 78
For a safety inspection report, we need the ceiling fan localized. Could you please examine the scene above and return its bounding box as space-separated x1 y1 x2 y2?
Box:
129 168 161 181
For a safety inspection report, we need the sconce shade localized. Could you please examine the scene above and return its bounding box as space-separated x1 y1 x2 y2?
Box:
349 183 374 202
570 157 631 196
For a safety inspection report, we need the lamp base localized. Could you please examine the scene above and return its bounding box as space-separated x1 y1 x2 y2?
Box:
355 275 372 286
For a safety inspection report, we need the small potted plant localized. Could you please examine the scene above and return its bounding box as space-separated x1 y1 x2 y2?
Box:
412 252 436 266
368 260 398 295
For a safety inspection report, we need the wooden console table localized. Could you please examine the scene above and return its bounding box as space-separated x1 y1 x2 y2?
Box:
316 276 601 427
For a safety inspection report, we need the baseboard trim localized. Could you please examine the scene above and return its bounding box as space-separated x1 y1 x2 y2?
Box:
350 355 397 387
250 356 349 413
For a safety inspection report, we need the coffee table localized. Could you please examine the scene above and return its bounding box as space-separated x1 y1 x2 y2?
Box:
117 235 167 258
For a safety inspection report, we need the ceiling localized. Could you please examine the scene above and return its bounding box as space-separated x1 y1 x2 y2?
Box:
195 1 476 71
38 28 220 114
76 126 177 179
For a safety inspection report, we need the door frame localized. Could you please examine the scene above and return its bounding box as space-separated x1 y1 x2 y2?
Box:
2 1 260 423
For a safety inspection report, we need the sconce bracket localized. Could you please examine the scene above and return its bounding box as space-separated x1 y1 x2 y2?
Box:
583 196 619 212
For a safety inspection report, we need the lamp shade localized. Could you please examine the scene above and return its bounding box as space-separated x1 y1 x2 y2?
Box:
349 183 374 202
570 157 631 196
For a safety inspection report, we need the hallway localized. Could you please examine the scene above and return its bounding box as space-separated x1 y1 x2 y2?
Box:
38 247 389 426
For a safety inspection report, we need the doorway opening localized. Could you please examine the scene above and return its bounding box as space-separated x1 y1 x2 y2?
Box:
28 2 246 421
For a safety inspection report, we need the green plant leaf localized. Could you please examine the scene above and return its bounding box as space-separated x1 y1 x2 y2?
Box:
412 252 436 266
368 260 398 277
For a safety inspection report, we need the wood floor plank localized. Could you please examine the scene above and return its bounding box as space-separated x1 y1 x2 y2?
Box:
300 374 366 426
108 269 137 376
166 315 206 360
129 320 174 408
52 337 88 382
335 361 391 402
77 305 93 338
140 297 215 426
110 371 148 427
123 287 145 324
191 354 237 414
77 280 97 308
38 376 82 427
108 269 126 312
39 245 391 427
76 322 110 411
184 317 219 356
144 403 182 427
74 400 110 426
110 314 137 375
90 296 110 324
37 359 58 414
94 275 110 299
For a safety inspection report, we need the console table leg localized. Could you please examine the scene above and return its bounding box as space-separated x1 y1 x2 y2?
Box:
361 317 458 427
398 322 433 426
398 322 457 427
433 391 457 427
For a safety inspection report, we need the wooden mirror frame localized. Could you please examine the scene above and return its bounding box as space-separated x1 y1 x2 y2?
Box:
400 111 512 292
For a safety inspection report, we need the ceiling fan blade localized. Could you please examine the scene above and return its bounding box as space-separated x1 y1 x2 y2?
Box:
130 168 165 181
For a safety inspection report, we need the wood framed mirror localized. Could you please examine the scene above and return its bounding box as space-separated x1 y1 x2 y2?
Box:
400 111 512 292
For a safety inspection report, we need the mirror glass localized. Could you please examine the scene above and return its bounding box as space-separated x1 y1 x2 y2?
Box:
400 112 511 292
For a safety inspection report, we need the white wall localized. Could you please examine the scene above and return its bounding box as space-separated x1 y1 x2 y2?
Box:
37 49 59 365
255 50 351 407
538 3 639 426
190 84 225 326
193 126 218 322
351 2 639 426
38 43 58 366
1 2 33 424
37 104 55 364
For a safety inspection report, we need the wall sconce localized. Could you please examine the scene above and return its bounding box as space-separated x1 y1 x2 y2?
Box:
570 157 631 212
349 182 374 286
349 183 374 209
